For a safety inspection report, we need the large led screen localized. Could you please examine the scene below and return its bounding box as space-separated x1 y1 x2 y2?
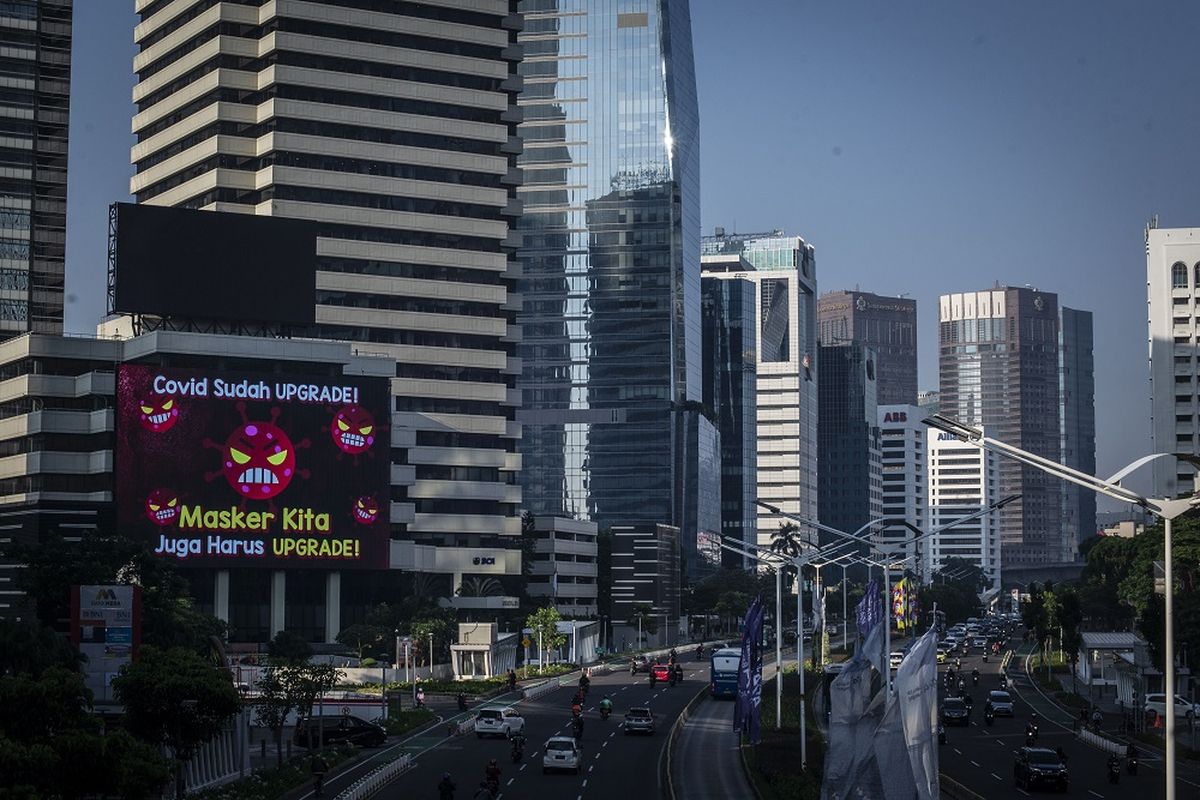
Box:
116 365 390 569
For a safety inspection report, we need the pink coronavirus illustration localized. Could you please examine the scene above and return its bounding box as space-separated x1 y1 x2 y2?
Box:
329 405 376 455
352 494 380 524
138 396 180 433
204 404 309 499
145 488 179 526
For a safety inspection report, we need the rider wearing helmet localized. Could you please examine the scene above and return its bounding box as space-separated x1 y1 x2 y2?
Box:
599 696 614 714
438 773 457 800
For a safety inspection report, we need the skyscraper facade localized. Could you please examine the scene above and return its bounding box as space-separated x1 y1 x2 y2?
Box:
1059 307 1096 557
1146 224 1200 498
702 272 757 568
927 426 1000 589
876 404 927 575
816 342 881 554
130 1 525 609
817 290 917 406
515 1 702 540
0 0 71 336
700 231 819 551
938 287 1062 567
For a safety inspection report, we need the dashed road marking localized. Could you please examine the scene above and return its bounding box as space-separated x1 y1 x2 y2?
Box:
589 764 594 772
953 748 962 755
990 773 1002 781
583 779 588 787
970 760 980 767
1017 788 1029 797
507 778 514 786
519 764 527 772
1088 792 1104 799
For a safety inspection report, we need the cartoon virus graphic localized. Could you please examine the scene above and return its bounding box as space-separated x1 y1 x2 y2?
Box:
329 405 376 455
204 404 309 500
352 494 380 525
145 488 179 526
138 396 179 433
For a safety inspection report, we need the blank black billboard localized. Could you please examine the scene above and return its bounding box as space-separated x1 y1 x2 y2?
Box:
112 203 316 326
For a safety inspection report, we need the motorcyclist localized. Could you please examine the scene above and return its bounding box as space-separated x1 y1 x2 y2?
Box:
599 696 613 719
457 692 468 712
510 731 526 761
649 668 657 687
696 644 704 661
954 657 961 671
579 673 591 694
984 706 994 725
957 678 965 693
311 753 329 798
1107 754 1121 784
507 669 517 692
571 698 583 717
438 773 457 800
674 663 684 683
971 668 979 685
572 714 585 740
1091 707 1104 729
1055 746 1069 765
1126 743 1138 775
484 759 502 795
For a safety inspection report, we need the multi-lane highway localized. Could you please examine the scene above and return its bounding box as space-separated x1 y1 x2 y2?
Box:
936 637 1188 798
355 654 713 800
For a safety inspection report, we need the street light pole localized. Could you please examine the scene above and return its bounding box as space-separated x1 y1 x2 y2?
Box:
924 413 1200 800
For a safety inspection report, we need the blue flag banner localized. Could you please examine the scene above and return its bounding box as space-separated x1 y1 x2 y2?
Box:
856 578 882 634
734 594 765 744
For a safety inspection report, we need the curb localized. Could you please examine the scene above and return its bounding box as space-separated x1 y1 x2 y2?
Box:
661 685 711 800
737 740 765 800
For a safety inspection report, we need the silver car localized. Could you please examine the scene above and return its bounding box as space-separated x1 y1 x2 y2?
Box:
986 690 1014 717
623 706 656 735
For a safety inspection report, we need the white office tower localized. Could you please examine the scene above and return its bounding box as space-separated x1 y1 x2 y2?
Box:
1146 223 1200 498
129 1 525 604
876 405 927 577
927 428 1001 589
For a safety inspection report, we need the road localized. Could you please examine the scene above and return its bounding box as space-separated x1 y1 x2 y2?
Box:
359 655 714 800
937 637 1181 799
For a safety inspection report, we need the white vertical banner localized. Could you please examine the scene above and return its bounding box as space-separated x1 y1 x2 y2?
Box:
871 691 915 800
895 627 940 800
821 656 875 799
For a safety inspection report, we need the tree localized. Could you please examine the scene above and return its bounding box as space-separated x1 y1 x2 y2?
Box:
267 630 313 663
251 666 294 768
336 623 389 660
0 617 80 676
113 646 242 798
1056 586 1084 694
410 610 455 666
714 592 750 634
917 582 976 626
770 522 806 559
525 605 567 669
459 576 503 597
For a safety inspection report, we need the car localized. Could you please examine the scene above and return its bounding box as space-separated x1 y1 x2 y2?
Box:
294 714 386 748
543 736 583 774
936 649 947 664
986 690 1015 717
941 697 970 726
1143 693 1200 720
623 706 656 735
651 663 671 682
889 651 904 670
629 655 651 674
1013 746 1069 791
971 636 988 649
474 707 525 738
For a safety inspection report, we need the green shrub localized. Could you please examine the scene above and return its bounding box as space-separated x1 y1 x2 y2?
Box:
190 745 356 800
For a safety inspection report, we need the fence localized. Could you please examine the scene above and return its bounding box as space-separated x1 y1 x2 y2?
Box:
334 753 414 800
173 710 251 797
1077 726 1126 755
522 680 559 701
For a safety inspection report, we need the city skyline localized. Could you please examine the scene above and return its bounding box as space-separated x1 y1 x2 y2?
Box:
60 2 1200 505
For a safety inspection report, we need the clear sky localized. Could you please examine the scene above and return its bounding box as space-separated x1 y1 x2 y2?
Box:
65 2 1200 500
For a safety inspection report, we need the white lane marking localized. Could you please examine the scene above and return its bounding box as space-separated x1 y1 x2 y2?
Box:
970 760 980 767
1017 788 1030 797
953 748 962 755
583 779 588 787
990 773 1002 781
602 741 609 749
589 765 595 772
507 778 514 786
519 764 527 772
1088 792 1104 799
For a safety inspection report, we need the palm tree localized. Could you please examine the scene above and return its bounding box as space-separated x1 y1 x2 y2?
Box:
770 521 805 558
458 576 503 597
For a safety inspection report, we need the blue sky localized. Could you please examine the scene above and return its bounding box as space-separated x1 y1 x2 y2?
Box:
65 2 1200 498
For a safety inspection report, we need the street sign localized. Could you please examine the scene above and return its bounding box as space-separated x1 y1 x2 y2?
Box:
522 636 531 648
1154 561 1166 595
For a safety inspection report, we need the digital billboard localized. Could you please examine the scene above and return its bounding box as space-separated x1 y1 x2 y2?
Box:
116 365 390 569
111 203 316 326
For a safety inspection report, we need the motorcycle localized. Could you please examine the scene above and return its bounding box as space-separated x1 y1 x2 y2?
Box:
510 743 523 764
600 706 611 721
669 671 677 687
972 672 979 686
572 717 584 741
649 673 657 688
985 708 994 726
1107 758 1121 784
457 693 469 712
1127 757 1138 776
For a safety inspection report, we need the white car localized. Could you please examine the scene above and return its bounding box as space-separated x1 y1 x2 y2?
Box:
474 707 525 738
543 735 582 774
1143 693 1200 720
889 651 904 670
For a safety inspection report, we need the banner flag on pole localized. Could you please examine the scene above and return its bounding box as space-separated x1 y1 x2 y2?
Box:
896 626 940 800
734 595 765 744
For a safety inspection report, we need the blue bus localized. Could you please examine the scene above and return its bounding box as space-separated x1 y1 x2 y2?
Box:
710 647 741 698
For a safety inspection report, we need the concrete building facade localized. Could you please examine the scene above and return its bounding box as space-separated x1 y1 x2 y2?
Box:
701 230 818 551
927 428 1001 589
876 404 927 575
1146 224 1200 498
128 1 525 595
1059 306 1096 557
526 516 598 619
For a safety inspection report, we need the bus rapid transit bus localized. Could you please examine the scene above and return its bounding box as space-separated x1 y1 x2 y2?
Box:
710 647 741 698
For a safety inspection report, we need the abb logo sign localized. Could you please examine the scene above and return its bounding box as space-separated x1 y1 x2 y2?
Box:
882 411 907 423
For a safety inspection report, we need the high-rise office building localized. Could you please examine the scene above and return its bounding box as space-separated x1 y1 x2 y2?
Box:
1059 307 1096 557
876 404 927 575
0 1 71 336
1146 223 1200 498
817 342 881 555
702 272 757 568
130 1 525 610
938 287 1063 567
817 290 917 406
927 426 1001 589
701 230 818 550
514 2 703 543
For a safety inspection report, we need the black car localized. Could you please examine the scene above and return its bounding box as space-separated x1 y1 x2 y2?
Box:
986 690 1015 717
941 697 970 726
1013 746 1069 791
294 714 386 748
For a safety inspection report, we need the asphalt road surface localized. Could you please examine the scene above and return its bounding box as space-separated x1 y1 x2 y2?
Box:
369 655 714 800
936 639 1186 799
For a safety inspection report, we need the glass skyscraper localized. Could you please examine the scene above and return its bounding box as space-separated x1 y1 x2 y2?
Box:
0 1 71 336
516 2 702 539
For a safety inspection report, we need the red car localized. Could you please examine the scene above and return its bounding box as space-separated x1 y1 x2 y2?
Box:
651 663 671 682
